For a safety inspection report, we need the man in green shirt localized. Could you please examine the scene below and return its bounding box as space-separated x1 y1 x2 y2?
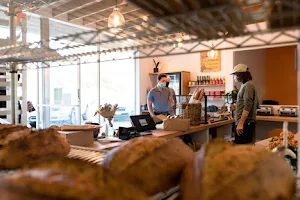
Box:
230 64 259 144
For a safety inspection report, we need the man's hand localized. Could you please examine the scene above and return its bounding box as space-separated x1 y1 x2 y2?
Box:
236 122 244 136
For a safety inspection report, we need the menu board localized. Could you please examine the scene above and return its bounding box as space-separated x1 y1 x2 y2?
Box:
200 50 221 72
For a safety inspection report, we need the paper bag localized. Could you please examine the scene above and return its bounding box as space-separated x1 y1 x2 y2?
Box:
163 118 190 131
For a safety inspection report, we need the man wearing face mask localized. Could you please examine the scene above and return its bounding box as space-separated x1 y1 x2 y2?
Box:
166 76 177 115
147 74 175 117
230 64 259 144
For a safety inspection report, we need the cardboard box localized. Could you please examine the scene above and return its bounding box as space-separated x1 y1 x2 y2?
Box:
59 130 94 146
163 118 190 131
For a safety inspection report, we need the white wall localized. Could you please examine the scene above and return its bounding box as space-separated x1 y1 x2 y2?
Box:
138 50 234 105
234 49 266 104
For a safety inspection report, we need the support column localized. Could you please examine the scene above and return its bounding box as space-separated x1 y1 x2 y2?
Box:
8 0 18 124
97 33 101 123
40 18 50 128
21 15 28 125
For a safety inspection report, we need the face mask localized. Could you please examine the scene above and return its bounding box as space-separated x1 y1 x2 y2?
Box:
158 82 166 88
166 82 170 87
234 75 239 83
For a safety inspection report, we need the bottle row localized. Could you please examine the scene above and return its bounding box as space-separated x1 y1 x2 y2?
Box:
189 76 226 86
204 90 226 100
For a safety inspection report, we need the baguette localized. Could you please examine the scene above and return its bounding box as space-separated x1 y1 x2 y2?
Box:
198 89 205 101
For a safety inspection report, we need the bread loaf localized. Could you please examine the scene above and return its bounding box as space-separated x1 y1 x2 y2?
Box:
0 158 148 200
102 137 194 195
0 128 70 169
181 140 296 200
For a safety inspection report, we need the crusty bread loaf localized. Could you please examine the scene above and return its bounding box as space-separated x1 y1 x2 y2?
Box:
0 128 70 169
0 158 148 200
102 137 194 195
0 125 29 140
0 169 100 200
181 140 296 200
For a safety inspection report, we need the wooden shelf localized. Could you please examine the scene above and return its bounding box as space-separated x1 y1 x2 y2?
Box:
189 84 225 87
149 71 190 75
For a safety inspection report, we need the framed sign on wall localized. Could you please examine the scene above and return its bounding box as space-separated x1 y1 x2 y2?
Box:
200 50 221 72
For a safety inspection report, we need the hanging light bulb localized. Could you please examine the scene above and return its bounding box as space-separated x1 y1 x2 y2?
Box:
207 41 218 59
175 32 184 42
177 42 183 48
108 0 125 33
207 49 218 59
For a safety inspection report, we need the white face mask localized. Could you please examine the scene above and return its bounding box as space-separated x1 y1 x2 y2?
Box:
234 75 239 83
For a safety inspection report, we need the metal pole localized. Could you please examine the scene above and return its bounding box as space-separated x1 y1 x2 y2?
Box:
40 18 50 128
77 58 81 124
21 16 28 125
8 0 17 124
97 33 101 124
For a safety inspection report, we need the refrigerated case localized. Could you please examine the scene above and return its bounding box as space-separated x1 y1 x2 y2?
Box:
149 71 190 95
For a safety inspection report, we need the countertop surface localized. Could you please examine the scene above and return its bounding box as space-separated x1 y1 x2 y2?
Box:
89 119 235 149
256 115 298 123
151 119 234 138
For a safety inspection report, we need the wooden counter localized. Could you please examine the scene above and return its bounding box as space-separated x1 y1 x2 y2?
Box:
151 119 234 139
257 116 298 123
91 119 235 150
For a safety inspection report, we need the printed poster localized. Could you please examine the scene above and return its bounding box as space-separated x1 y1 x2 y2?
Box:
200 50 221 72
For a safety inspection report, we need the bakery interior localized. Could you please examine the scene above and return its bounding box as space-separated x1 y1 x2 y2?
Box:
0 0 300 199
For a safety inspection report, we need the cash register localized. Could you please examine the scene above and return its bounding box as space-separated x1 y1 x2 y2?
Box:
118 114 156 140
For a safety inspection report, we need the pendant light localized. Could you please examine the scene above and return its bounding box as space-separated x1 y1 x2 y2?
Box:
108 0 125 33
207 42 218 59
174 32 184 48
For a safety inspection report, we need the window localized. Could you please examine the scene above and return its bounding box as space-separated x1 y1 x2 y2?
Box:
54 88 63 104
100 52 136 128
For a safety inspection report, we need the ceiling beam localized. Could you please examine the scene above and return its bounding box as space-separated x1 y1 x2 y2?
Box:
128 0 165 16
68 0 126 21
52 0 100 17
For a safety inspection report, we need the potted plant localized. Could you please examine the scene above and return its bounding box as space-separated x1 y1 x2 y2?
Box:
224 86 239 104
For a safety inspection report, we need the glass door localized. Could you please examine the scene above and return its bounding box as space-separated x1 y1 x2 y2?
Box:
167 72 181 95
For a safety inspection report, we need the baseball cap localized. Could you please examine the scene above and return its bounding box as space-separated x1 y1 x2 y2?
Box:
230 64 248 75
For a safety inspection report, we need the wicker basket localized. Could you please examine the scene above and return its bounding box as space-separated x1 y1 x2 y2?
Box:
179 103 202 126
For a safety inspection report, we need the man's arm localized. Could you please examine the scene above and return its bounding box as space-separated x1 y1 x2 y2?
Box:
147 100 155 117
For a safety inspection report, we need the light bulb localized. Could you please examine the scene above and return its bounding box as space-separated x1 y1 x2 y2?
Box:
175 32 183 42
113 15 120 27
108 7 125 33
178 42 183 48
207 50 218 59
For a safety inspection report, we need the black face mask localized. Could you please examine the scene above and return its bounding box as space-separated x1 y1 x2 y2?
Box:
166 82 170 87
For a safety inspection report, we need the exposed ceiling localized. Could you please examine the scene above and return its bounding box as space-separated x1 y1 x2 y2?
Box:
0 0 299 65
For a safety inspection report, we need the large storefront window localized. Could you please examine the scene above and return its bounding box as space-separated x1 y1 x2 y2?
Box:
100 52 136 128
81 62 99 124
25 17 137 128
